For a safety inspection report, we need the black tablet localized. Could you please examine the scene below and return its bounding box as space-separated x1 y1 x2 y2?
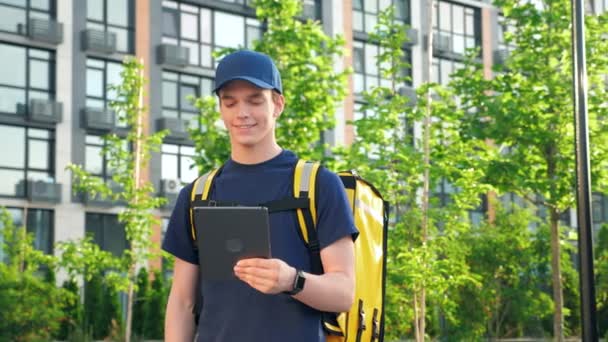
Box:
193 206 271 280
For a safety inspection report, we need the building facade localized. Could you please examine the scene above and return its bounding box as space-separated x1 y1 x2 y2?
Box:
0 0 605 277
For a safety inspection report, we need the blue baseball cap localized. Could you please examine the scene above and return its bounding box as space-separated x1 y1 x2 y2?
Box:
213 50 283 94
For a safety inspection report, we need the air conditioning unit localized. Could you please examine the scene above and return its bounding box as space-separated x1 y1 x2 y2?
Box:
28 18 63 45
398 86 417 106
427 33 451 55
27 180 62 203
493 49 510 66
157 44 190 68
83 107 116 131
82 29 117 54
161 178 183 195
83 181 124 207
406 28 419 46
156 117 188 140
29 99 63 123
160 178 182 209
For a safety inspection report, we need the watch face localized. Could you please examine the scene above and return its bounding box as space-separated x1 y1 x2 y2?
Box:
295 270 306 290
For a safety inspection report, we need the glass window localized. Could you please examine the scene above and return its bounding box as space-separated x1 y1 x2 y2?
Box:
0 208 54 263
85 213 128 257
162 1 262 68
432 1 481 84
0 0 54 35
86 58 124 110
161 144 198 183
85 134 123 181
0 124 54 197
86 0 134 54
353 0 410 34
353 40 411 95
0 43 55 116
162 71 213 128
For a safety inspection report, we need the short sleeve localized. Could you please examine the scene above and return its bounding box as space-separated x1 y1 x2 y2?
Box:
162 182 199 265
314 167 359 250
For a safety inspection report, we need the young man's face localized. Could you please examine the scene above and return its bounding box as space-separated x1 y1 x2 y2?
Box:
218 80 284 149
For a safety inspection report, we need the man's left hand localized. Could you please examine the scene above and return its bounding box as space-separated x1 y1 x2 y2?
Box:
234 258 296 294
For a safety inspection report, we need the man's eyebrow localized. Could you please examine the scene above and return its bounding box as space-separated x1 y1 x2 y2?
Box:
247 92 265 100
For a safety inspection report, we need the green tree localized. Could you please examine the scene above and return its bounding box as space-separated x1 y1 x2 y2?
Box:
133 267 150 339
190 0 349 171
450 0 608 339
332 6 489 340
0 208 75 341
144 270 168 339
449 202 553 339
595 223 608 337
65 57 167 342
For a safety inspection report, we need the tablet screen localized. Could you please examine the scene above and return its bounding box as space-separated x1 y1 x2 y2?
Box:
193 206 271 280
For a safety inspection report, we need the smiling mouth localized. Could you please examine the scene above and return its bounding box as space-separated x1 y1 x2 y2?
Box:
234 124 256 129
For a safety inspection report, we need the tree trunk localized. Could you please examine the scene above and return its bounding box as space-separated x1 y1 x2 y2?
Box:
550 209 564 341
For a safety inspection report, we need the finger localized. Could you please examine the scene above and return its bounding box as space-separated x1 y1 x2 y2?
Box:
234 265 278 281
236 258 272 268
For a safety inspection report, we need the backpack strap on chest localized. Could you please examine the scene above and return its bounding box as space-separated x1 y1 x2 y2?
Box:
293 159 324 275
189 167 221 242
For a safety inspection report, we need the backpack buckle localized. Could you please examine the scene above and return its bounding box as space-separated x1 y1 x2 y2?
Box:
208 200 217 206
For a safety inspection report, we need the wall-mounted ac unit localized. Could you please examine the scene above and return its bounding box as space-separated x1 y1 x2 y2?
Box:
29 99 63 123
157 44 190 68
425 33 452 55
161 178 183 195
82 29 117 54
160 178 182 209
83 181 123 207
156 117 189 140
28 18 63 45
83 107 116 131
27 180 62 203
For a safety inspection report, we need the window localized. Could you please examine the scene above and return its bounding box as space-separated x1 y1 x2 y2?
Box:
353 40 411 95
161 144 198 183
432 1 480 85
162 0 262 68
86 58 124 110
353 0 409 33
84 134 128 182
0 208 54 263
162 71 213 128
86 0 135 53
0 43 55 116
85 212 128 257
0 125 54 197
0 0 55 35
593 193 608 229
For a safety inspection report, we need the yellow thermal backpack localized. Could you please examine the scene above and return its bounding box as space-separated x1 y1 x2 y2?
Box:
189 159 389 342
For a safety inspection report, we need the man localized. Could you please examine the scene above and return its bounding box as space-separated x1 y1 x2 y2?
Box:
163 50 357 342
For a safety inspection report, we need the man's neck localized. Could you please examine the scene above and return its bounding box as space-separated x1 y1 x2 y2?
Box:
230 143 283 165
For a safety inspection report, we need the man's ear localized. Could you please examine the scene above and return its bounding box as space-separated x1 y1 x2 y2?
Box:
272 93 285 118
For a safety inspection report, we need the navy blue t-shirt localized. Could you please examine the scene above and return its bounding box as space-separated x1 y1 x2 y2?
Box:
162 150 358 342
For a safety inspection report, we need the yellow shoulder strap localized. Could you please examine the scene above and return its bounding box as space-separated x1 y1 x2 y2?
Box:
293 159 321 244
189 168 220 241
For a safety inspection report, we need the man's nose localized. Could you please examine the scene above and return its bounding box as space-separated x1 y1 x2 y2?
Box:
236 104 251 118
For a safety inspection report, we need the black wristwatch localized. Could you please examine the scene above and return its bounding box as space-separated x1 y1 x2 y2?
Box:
284 269 306 295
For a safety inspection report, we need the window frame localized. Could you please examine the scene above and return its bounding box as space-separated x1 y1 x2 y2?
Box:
86 0 136 54
161 71 213 128
160 143 197 183
161 0 262 68
0 0 57 35
353 0 410 34
0 125 55 198
0 43 56 117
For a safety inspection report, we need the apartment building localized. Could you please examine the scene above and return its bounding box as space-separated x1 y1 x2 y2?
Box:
0 0 605 277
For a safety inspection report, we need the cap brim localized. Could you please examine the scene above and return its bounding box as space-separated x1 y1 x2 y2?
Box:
213 76 276 94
